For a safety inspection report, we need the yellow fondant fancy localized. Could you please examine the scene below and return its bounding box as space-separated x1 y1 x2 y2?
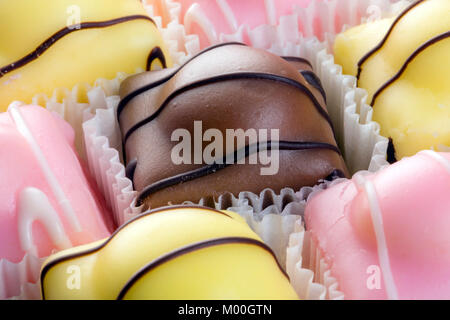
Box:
334 18 393 76
40 206 298 300
0 0 172 111
334 0 450 159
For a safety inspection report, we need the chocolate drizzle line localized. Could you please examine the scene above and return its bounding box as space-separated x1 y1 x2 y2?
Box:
301 70 326 103
135 140 342 206
281 56 313 69
40 205 234 300
387 138 397 164
116 237 288 299
118 42 332 164
117 42 247 119
356 0 424 82
0 15 156 78
125 158 138 187
324 169 346 181
371 31 450 106
122 72 335 149
146 47 167 71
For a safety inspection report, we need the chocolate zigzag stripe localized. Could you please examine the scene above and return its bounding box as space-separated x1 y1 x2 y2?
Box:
0 15 156 77
117 42 247 119
146 47 167 71
116 237 288 300
40 205 234 300
135 140 342 206
122 72 335 148
356 0 424 81
371 31 450 106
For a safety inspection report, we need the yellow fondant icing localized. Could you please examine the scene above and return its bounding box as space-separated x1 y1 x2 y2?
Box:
333 0 450 159
40 207 298 300
0 0 171 111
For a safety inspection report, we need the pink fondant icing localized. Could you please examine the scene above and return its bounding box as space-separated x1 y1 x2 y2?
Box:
305 151 450 299
0 105 114 265
147 0 369 48
147 0 315 48
178 0 311 30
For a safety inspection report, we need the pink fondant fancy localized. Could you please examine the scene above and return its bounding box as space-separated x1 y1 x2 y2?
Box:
0 104 113 272
305 151 450 299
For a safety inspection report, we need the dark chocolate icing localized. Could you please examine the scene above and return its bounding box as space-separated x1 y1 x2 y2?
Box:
119 43 349 208
122 71 335 150
116 237 288 299
117 46 315 121
0 15 157 78
40 205 235 300
135 140 342 206
370 31 450 106
119 44 327 145
146 47 167 71
356 0 423 81
117 42 247 119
